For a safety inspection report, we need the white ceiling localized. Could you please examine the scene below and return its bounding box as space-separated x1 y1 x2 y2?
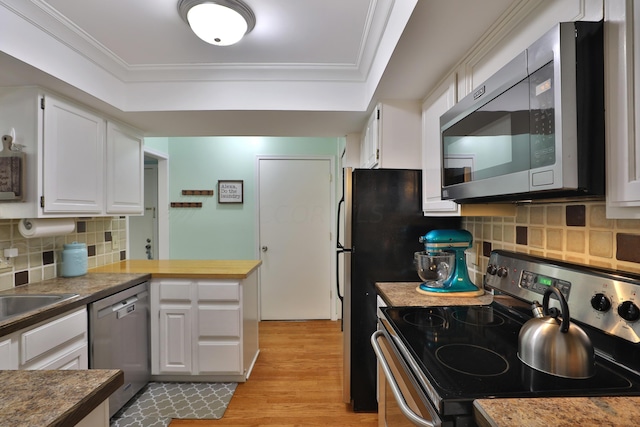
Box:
0 0 517 137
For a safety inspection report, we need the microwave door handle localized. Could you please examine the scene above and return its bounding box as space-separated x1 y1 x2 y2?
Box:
371 331 436 427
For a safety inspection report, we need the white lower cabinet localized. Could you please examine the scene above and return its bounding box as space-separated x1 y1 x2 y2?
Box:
0 307 88 371
151 272 259 381
21 307 88 370
40 345 87 370
76 400 110 427
158 306 192 373
0 337 16 369
198 342 242 373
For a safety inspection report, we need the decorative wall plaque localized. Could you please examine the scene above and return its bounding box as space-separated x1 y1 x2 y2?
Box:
218 180 243 204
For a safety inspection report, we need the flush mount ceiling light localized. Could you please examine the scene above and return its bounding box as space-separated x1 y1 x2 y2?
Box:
178 0 256 46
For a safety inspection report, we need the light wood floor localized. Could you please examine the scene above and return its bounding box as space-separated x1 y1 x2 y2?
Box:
170 320 378 426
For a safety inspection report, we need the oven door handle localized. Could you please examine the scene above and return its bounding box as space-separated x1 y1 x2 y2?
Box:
371 331 436 427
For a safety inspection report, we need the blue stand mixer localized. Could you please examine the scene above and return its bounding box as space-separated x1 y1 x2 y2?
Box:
415 229 480 294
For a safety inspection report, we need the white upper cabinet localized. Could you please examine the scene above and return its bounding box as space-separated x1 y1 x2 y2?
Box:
42 95 105 214
0 87 143 218
105 121 144 215
360 109 378 168
359 101 422 169
422 74 460 216
420 0 603 217
604 0 640 218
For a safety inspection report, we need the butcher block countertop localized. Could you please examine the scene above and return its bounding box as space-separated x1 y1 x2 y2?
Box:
0 369 123 427
474 396 640 427
376 282 493 306
90 259 262 279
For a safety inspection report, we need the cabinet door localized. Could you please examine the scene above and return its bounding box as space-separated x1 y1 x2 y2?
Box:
42 95 105 214
106 122 144 214
360 108 379 168
158 307 192 373
0 337 16 369
422 74 461 216
606 0 640 217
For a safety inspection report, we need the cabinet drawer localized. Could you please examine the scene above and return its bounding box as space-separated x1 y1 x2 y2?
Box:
38 344 88 370
159 281 192 301
198 307 240 337
198 281 240 301
21 308 87 365
198 342 241 373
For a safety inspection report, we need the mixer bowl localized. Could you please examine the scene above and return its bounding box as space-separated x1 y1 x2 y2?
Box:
414 251 456 287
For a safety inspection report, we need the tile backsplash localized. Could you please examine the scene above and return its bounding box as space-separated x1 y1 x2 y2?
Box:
0 217 126 291
463 202 640 285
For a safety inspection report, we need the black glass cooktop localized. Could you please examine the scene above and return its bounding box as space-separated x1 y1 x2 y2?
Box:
381 305 640 403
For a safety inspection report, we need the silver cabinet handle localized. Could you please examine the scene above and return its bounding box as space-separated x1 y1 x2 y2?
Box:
371 330 435 427
261 246 268 252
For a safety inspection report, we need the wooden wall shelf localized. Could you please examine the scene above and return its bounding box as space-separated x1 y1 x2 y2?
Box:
170 202 202 208
181 190 214 196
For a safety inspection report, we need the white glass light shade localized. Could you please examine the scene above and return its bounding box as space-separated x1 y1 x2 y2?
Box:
187 3 248 46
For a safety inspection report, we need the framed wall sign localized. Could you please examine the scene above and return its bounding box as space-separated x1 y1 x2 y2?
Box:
218 180 244 204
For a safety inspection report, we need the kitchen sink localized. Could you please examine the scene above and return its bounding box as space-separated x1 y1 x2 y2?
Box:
0 294 78 322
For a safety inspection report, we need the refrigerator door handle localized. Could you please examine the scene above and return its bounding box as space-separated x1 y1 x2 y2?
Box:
337 197 345 250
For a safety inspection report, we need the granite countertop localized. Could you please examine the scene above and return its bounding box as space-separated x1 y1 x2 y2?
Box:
1 259 262 336
377 283 640 425
474 396 640 427
0 262 267 426
90 259 262 279
376 282 493 306
0 272 150 336
0 369 123 427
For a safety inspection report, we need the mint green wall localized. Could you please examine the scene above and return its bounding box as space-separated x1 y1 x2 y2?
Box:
144 137 169 154
164 137 341 260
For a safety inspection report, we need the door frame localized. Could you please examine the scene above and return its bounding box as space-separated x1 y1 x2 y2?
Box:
255 155 337 320
127 147 170 259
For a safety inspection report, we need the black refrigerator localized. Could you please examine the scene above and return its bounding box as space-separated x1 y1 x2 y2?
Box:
337 167 461 412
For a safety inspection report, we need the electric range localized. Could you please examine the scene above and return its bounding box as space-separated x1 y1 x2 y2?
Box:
376 250 640 426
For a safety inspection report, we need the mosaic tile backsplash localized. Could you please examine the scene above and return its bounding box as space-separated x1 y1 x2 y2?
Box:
0 217 126 292
462 202 640 285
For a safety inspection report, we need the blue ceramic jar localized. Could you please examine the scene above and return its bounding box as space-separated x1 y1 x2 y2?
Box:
61 242 88 277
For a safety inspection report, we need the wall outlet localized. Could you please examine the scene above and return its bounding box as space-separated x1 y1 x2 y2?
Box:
4 248 17 258
112 238 119 250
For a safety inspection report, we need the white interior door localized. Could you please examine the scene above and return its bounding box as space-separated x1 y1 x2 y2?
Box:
129 164 158 259
258 157 332 320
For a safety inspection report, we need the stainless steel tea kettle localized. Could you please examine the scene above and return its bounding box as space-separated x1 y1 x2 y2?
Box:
518 286 595 378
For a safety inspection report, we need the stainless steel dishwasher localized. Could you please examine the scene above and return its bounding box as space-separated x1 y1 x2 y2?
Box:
89 281 150 418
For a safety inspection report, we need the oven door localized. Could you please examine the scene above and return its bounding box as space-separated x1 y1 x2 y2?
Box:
372 330 441 427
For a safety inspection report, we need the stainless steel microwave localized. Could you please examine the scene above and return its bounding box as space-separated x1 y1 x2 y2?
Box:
440 21 604 203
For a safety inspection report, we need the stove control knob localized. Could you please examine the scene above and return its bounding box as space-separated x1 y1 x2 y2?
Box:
497 267 508 278
590 293 611 312
618 301 640 322
486 264 498 275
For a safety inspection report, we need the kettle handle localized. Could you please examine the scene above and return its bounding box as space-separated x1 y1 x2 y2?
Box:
542 286 570 333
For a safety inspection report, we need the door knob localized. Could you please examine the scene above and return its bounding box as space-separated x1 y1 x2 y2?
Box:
261 246 268 252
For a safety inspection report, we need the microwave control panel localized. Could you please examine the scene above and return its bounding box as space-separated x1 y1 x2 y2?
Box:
530 61 555 169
